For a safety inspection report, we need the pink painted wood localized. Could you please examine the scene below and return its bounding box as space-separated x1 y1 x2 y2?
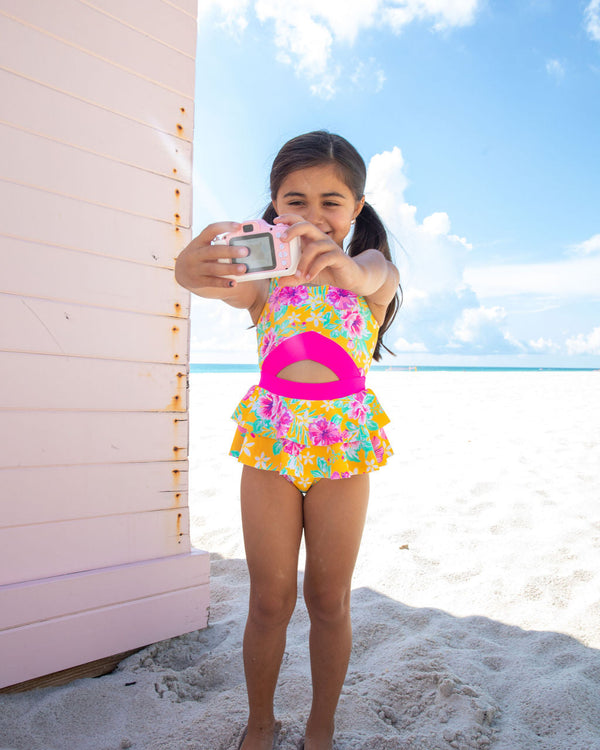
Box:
2 465 187 521
1 412 188 468
84 0 197 55
0 15 194 139
1 183 187 268
0 553 209 688
1 125 191 224
1 238 190 315
0 508 192 586
0 0 205 689
0 294 189 362
1 462 188 528
2 0 196 92
0 354 188 412
1 551 208 631
0 70 193 183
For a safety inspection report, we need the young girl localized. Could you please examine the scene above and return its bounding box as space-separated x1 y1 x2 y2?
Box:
175 131 400 750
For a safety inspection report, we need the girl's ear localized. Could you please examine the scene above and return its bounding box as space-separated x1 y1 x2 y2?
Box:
353 195 366 220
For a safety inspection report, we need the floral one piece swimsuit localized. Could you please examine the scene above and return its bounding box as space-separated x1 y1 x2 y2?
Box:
230 278 393 492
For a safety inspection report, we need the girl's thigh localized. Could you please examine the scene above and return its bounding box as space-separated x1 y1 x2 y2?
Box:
302 474 370 595
240 465 305 594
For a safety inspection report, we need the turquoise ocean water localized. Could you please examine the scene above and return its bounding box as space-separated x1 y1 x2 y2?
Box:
190 364 597 374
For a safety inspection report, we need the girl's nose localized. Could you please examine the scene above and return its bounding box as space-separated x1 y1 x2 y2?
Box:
305 205 323 226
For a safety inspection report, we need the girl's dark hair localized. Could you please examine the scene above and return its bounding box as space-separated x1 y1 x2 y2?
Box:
262 130 401 361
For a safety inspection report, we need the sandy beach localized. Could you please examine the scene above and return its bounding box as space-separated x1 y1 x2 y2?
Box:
1 370 599 750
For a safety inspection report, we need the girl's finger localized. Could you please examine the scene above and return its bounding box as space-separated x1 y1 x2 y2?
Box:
200 260 248 277
203 244 250 261
191 274 241 289
302 249 341 282
275 216 324 243
295 238 340 278
195 221 241 246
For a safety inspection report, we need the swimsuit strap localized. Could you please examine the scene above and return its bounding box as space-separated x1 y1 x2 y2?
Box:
259 331 366 399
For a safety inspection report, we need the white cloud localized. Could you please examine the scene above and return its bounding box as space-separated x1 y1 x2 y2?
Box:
569 233 600 256
450 306 524 353
383 0 481 33
528 337 560 354
364 147 600 358
545 58 565 82
464 255 600 298
351 58 387 92
364 147 521 354
393 336 428 352
585 0 600 41
566 326 600 355
205 0 483 97
366 146 472 300
198 0 250 34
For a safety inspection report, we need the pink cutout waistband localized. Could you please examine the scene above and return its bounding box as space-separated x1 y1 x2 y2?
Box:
258 371 366 399
259 331 366 399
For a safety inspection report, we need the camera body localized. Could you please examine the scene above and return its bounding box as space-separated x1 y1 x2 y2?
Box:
213 219 301 282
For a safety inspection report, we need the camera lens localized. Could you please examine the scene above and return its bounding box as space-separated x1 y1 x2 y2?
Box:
242 224 253 232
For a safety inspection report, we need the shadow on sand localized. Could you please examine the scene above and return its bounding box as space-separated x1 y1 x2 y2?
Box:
1 554 599 750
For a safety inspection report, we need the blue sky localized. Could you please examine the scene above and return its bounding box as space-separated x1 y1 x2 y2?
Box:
191 0 600 366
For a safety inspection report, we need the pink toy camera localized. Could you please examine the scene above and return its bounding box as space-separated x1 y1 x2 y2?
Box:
213 219 301 282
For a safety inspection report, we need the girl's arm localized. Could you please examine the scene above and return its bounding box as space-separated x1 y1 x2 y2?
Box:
274 215 400 321
174 222 267 319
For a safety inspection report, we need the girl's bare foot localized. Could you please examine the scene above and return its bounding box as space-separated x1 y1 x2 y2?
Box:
239 719 281 749
303 719 334 750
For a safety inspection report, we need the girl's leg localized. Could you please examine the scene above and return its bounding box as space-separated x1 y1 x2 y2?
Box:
240 465 304 750
302 474 369 750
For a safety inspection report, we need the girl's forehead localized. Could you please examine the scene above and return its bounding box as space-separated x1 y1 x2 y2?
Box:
278 164 352 195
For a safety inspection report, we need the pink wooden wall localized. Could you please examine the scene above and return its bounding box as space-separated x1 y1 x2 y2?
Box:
0 0 208 689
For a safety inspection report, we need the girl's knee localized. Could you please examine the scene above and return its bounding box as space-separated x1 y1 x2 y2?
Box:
248 587 297 628
304 585 351 625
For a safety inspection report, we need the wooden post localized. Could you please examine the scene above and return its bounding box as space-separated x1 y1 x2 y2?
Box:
0 0 208 690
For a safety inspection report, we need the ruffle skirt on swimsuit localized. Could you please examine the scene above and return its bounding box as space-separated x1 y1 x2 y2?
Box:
229 384 393 492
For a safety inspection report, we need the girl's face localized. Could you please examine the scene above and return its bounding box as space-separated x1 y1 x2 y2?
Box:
272 163 365 249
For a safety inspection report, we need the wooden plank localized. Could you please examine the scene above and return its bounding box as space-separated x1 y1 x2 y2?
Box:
0 181 189 268
0 236 190 316
0 508 192 586
3 458 188 520
0 581 209 688
0 461 189 528
0 14 193 138
1 0 195 94
0 293 189 363
0 123 191 225
0 353 188 412
0 69 193 182
0 411 188 468
80 0 197 57
0 550 209 631
165 0 198 18
0 649 140 693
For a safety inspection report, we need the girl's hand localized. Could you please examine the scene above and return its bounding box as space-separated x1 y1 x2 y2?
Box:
175 221 250 293
175 222 269 319
274 214 359 289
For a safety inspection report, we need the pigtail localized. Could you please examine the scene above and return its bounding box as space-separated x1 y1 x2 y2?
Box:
262 203 277 223
349 202 401 362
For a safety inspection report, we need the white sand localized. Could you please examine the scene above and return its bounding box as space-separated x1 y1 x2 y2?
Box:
1 371 600 750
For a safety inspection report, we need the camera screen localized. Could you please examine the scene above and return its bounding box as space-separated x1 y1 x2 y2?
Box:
230 233 276 271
